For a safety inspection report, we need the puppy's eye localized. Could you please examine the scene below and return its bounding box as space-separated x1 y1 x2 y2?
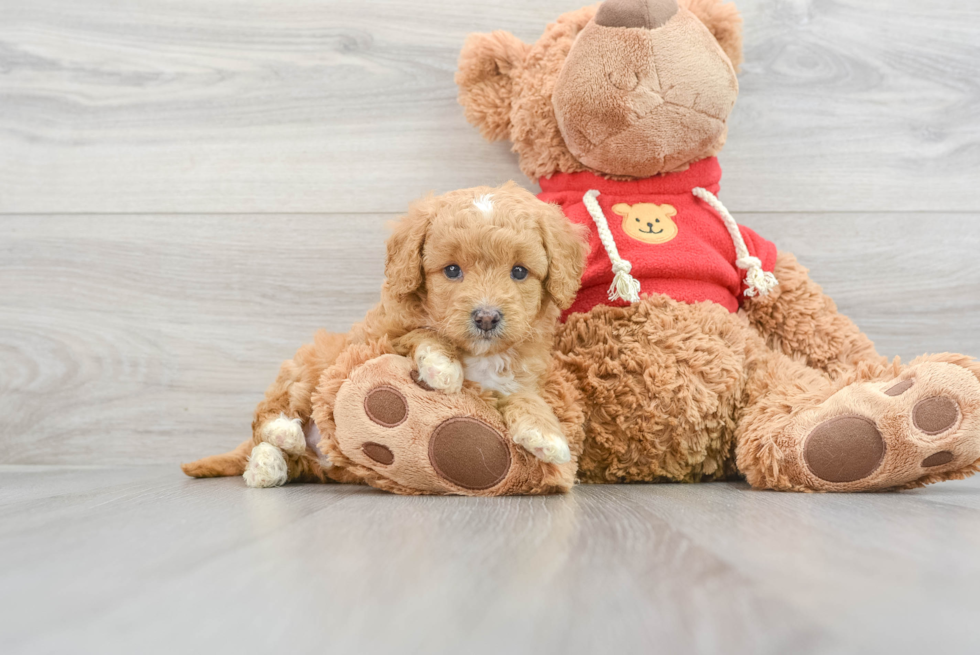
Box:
511 265 529 281
635 218 640 222
444 265 463 280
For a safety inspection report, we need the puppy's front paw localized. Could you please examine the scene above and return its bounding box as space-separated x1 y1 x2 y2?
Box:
415 345 464 393
260 413 306 455
513 427 571 464
243 442 288 488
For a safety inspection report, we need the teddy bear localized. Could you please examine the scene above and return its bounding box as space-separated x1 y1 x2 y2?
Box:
184 0 980 495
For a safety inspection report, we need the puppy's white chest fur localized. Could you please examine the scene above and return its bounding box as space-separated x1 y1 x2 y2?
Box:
463 351 521 395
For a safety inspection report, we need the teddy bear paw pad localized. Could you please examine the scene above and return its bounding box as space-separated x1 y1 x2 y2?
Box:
428 418 511 491
922 451 955 467
803 415 885 484
363 386 408 427
362 441 395 465
912 396 959 435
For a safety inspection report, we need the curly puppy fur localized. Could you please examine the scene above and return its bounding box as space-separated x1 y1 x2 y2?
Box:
182 183 587 484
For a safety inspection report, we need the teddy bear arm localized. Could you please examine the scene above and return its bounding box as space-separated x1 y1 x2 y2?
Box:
742 250 886 380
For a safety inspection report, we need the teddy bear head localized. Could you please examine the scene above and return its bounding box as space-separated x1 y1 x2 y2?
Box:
456 0 743 181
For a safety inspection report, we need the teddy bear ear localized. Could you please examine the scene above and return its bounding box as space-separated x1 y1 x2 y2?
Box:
612 203 632 218
662 204 678 217
455 31 531 142
681 0 744 70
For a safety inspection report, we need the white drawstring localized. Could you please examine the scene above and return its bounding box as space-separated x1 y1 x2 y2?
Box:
692 187 779 298
582 188 779 303
583 189 642 303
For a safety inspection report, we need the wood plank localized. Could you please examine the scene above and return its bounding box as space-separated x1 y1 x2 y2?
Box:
0 469 819 654
0 214 387 465
728 0 980 213
1 212 978 465
2 468 980 654
0 215 391 464
631 479 980 654
1 0 978 214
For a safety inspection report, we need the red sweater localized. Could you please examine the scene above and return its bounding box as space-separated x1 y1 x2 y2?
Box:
537 158 777 319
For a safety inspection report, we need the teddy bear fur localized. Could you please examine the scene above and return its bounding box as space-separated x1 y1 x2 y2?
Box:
183 0 980 495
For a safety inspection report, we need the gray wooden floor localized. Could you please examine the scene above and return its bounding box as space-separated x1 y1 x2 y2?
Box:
3 467 980 655
2 0 980 652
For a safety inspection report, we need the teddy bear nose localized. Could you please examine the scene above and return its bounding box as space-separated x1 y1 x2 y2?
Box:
595 0 678 29
472 308 503 332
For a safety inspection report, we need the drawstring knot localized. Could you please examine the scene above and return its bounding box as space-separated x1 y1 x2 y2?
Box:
583 189 642 303
692 187 779 298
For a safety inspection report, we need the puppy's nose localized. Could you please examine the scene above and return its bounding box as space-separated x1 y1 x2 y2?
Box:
472 308 503 332
595 0 678 29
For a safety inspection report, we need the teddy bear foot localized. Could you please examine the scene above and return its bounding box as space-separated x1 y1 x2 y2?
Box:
792 356 980 491
325 354 573 496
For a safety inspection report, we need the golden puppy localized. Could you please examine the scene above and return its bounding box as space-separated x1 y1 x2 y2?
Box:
376 181 587 464
183 182 587 487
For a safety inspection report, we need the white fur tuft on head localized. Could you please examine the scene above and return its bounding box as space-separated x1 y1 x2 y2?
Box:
473 194 495 217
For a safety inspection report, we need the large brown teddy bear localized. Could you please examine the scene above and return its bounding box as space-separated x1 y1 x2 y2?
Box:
184 0 980 494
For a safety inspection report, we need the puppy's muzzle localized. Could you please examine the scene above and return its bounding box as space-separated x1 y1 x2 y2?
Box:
471 308 503 334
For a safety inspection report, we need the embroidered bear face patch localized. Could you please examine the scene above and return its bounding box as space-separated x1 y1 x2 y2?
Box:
613 203 679 244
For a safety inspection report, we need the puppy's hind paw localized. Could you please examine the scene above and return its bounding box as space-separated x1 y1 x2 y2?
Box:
513 428 571 465
243 442 288 488
415 345 464 393
260 414 306 455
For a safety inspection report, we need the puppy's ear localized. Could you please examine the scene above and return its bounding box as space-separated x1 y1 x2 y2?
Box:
538 201 589 311
682 0 744 70
384 194 441 297
456 31 530 142
662 204 678 218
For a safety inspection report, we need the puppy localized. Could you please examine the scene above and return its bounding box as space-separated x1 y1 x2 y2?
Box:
354 182 587 463
182 182 587 487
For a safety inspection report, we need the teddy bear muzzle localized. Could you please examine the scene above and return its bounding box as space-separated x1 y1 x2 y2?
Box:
595 0 678 30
